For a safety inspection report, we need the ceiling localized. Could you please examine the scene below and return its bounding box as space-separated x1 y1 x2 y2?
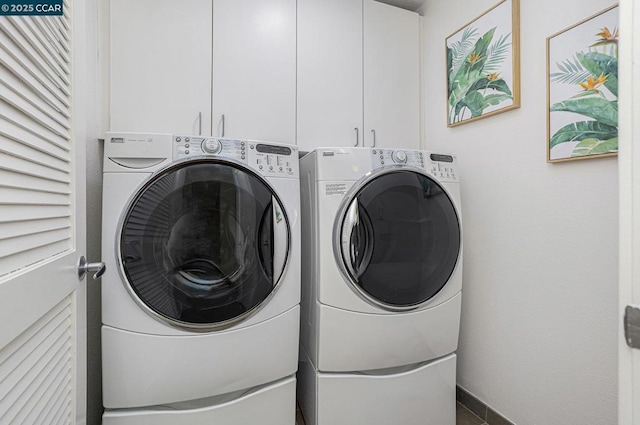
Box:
376 0 427 12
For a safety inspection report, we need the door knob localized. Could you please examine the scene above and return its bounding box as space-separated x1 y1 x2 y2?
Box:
77 256 106 280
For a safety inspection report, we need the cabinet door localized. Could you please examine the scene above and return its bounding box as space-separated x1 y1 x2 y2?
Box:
363 0 420 149
110 0 212 135
213 0 296 144
297 0 364 150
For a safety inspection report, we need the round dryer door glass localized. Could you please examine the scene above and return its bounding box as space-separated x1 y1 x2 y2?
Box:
337 169 460 309
119 159 290 329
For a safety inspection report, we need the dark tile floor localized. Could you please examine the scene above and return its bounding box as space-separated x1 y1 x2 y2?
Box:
294 402 487 425
456 402 488 425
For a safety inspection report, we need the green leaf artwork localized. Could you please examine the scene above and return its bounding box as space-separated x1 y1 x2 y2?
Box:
446 0 518 126
547 6 618 161
447 28 513 124
549 121 617 148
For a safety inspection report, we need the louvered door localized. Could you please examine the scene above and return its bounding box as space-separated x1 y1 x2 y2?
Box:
0 1 87 424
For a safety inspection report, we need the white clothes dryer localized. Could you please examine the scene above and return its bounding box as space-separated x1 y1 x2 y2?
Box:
297 147 462 425
101 133 300 425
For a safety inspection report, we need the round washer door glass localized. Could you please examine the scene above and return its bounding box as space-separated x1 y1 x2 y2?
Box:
119 159 289 329
337 169 460 309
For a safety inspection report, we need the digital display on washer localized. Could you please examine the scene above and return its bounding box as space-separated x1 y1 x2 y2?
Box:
256 144 292 156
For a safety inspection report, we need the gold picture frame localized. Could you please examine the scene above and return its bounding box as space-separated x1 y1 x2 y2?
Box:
445 0 520 127
546 4 619 163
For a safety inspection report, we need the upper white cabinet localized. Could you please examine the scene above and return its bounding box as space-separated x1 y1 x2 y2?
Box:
297 0 420 151
213 0 296 143
363 0 420 150
110 0 296 144
110 0 212 135
297 0 363 149
110 0 415 147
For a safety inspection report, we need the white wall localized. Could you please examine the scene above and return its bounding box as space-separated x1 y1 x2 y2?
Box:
420 0 618 424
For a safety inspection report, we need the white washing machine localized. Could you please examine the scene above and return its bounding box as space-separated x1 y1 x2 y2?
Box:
297 147 462 425
101 133 300 425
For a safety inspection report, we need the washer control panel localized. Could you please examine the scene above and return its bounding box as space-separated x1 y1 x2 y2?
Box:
371 148 425 169
173 136 298 177
174 136 247 162
252 143 298 177
426 153 458 182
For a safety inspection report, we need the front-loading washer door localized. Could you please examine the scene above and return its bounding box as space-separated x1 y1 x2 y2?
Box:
335 168 460 311
118 158 290 330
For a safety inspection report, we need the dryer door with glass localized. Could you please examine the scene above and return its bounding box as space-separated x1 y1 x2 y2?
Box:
335 168 460 311
118 158 289 330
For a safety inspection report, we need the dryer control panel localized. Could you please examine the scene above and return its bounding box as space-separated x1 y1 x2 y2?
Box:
173 136 298 177
370 148 425 169
370 149 458 182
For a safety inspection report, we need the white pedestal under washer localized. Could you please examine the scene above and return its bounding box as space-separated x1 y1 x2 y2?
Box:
101 133 300 424
297 147 462 425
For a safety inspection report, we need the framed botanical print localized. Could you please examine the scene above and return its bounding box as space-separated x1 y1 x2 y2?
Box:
547 5 619 162
446 0 520 127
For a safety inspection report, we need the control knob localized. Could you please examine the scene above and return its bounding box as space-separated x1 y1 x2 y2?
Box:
201 138 222 154
392 150 407 163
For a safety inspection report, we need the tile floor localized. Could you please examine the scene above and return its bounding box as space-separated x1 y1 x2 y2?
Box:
456 401 488 425
294 402 487 425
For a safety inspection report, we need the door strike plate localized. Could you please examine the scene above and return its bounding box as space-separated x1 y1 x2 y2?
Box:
624 305 640 349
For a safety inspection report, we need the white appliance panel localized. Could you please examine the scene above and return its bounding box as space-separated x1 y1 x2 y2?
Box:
317 355 455 425
313 148 374 181
315 293 461 372
102 306 299 408
298 349 456 425
103 132 173 173
103 375 296 425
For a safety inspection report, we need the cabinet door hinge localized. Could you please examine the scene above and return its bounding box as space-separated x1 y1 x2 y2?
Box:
625 305 640 349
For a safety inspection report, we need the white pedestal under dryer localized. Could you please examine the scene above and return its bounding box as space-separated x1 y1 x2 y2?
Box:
100 133 300 425
298 148 463 425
